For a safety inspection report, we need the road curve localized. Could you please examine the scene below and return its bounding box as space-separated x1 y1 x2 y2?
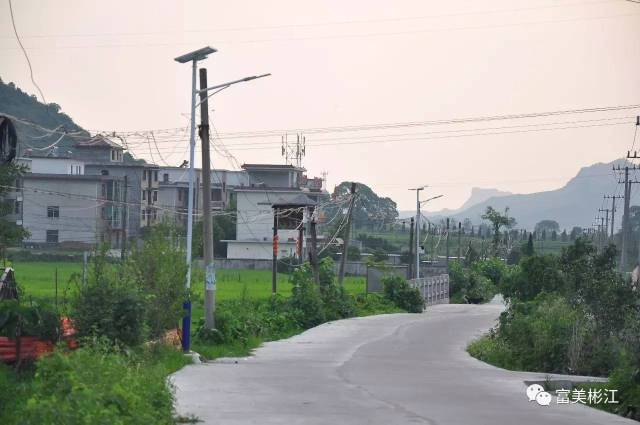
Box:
172 302 634 425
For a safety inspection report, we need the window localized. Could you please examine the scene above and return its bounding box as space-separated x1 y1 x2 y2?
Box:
163 173 169 183
178 189 182 202
101 184 107 197
142 190 146 201
14 200 21 214
152 190 158 202
153 171 158 182
141 209 147 220
47 206 60 218
211 188 222 201
46 230 59 244
111 149 122 162
70 164 82 175
143 170 147 180
101 169 109 176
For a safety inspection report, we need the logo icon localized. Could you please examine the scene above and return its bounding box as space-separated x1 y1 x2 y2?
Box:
526 384 552 406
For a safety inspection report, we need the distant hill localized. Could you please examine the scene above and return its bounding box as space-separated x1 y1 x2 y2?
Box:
0 78 89 156
445 159 627 230
398 187 512 219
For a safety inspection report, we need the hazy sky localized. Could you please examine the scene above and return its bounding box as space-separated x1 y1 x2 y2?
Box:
2 0 639 210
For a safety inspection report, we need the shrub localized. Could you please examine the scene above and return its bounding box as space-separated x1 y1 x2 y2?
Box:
382 275 423 313
0 299 59 342
126 226 187 339
353 293 403 316
290 266 325 328
16 344 176 425
318 258 355 321
472 257 506 286
72 247 146 347
449 261 497 304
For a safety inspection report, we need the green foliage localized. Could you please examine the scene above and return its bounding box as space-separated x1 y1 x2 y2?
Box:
126 225 187 339
12 343 178 425
0 299 59 342
499 254 563 302
353 293 403 316
290 265 325 328
329 182 398 230
0 162 29 248
381 275 423 313
449 260 497 304
72 247 146 346
371 248 389 262
317 258 355 321
347 245 361 261
481 206 516 255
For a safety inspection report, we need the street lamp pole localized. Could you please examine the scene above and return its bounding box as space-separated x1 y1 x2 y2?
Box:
175 46 216 352
409 186 425 279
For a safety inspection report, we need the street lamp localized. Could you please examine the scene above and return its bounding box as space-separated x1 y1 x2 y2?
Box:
409 186 426 279
420 195 443 265
196 70 271 333
175 46 216 353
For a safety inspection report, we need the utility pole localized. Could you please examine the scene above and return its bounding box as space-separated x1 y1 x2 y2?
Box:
604 194 623 239
120 175 128 261
410 186 425 278
309 214 320 285
198 68 216 330
457 221 462 262
272 212 278 293
408 217 414 279
338 183 357 285
598 208 610 242
446 218 450 268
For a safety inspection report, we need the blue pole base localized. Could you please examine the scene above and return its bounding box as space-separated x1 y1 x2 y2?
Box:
182 300 191 353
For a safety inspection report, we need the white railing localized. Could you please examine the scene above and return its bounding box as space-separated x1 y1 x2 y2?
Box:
409 274 449 306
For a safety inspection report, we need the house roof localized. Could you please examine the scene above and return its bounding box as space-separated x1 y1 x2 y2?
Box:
271 194 316 208
242 163 305 172
74 135 123 149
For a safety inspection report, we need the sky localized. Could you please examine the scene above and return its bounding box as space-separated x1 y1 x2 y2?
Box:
1 0 639 211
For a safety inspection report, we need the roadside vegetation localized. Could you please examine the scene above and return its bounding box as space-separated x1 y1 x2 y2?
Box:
1 225 423 424
467 238 640 420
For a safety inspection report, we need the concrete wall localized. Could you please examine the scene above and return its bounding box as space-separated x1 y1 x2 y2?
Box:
234 190 307 242
85 164 144 239
226 241 297 260
22 177 100 245
26 157 85 175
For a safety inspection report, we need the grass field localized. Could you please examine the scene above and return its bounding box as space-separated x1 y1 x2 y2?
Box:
7 260 366 305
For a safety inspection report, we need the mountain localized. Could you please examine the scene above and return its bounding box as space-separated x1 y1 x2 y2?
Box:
459 188 512 210
446 159 626 230
0 78 89 156
398 187 511 219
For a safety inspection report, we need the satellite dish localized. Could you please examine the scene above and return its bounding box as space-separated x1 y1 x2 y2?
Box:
0 116 18 165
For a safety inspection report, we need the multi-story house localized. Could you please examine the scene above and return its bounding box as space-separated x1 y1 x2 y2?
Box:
224 164 328 260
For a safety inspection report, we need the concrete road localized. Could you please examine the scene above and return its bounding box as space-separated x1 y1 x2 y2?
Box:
172 302 634 424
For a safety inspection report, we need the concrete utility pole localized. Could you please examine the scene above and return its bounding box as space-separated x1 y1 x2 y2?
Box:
309 215 320 285
408 217 414 279
198 68 215 330
120 175 128 261
620 165 631 272
409 186 425 279
272 213 278 293
598 208 610 242
338 183 357 285
457 221 462 262
446 218 450 268
604 194 623 239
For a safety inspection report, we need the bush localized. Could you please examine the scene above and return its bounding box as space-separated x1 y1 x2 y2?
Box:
353 293 403 316
382 275 423 313
317 258 355 321
0 299 59 342
15 344 177 425
448 261 497 304
72 247 146 347
290 266 325 328
126 226 187 339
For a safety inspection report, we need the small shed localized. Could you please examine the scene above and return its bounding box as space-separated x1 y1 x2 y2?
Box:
0 267 18 300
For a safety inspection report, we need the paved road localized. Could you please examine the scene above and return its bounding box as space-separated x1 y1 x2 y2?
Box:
172 302 634 424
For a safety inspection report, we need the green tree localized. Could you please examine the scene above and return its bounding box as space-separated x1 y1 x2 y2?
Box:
534 220 560 234
481 206 516 255
0 162 28 253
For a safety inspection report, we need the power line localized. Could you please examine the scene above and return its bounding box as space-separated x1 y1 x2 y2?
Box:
7 0 46 104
